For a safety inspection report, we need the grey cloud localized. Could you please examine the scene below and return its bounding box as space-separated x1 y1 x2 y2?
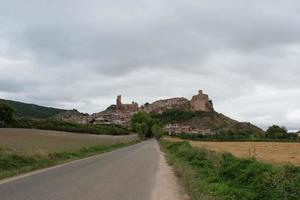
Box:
0 79 31 93
0 0 300 130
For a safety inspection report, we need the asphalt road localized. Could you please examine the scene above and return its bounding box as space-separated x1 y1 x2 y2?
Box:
0 140 159 200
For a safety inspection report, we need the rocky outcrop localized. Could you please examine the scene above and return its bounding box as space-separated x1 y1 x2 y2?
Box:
55 109 91 124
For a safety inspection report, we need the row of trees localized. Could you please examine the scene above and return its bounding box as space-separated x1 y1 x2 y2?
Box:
176 125 299 141
131 112 165 139
265 125 298 139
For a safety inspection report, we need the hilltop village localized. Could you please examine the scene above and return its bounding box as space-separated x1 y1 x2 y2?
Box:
58 90 214 134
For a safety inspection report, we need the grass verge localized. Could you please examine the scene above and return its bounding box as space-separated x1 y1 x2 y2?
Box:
0 141 138 180
160 140 300 200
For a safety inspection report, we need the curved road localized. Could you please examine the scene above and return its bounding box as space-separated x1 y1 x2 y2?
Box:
0 140 161 200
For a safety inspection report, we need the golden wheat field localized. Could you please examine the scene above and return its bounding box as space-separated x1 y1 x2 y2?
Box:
0 128 138 155
165 137 300 166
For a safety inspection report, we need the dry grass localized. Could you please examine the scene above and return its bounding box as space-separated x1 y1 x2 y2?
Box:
165 136 300 166
0 128 138 156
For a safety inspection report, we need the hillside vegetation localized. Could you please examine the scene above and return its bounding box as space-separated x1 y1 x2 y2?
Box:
6 118 130 135
0 99 67 119
0 101 130 136
151 109 263 136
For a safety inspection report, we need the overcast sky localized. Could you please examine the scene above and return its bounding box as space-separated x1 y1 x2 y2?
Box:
0 0 300 130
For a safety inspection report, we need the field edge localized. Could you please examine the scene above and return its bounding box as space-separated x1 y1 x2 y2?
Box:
159 139 300 200
0 140 140 181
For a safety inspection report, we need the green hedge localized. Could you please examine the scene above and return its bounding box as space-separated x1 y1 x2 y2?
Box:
160 140 300 200
5 118 130 135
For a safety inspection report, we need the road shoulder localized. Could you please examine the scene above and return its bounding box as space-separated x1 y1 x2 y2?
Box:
151 141 189 200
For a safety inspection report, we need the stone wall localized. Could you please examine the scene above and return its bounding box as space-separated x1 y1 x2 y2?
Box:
142 97 190 113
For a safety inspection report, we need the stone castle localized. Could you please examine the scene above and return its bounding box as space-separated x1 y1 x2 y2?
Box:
91 90 213 126
141 90 213 113
59 90 214 127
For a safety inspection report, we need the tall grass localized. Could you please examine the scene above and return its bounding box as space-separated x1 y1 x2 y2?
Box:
160 140 300 200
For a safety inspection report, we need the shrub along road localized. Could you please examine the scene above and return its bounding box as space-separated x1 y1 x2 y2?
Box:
0 140 185 200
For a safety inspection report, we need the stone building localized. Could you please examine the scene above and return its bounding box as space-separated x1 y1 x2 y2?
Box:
164 123 212 135
142 90 213 113
92 95 139 126
58 90 214 128
190 90 214 112
116 95 139 112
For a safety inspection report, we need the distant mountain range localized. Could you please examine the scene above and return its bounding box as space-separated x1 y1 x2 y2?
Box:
0 99 68 119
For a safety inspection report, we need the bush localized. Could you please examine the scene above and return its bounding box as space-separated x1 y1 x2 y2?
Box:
161 140 300 200
151 124 165 139
265 125 297 139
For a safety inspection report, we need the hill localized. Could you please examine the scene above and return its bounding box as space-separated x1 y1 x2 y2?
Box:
151 109 264 135
0 99 67 119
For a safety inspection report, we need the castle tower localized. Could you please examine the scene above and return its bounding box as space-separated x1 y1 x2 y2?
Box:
190 90 214 112
116 95 122 110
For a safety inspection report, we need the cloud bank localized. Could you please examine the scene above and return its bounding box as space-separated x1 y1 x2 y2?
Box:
1 0 300 130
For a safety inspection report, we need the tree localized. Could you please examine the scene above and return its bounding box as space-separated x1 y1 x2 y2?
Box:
132 112 152 138
0 102 15 125
151 124 165 140
266 125 287 139
131 112 164 139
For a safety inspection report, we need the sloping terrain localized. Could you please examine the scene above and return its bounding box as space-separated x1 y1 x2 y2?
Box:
152 109 263 134
0 99 67 119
